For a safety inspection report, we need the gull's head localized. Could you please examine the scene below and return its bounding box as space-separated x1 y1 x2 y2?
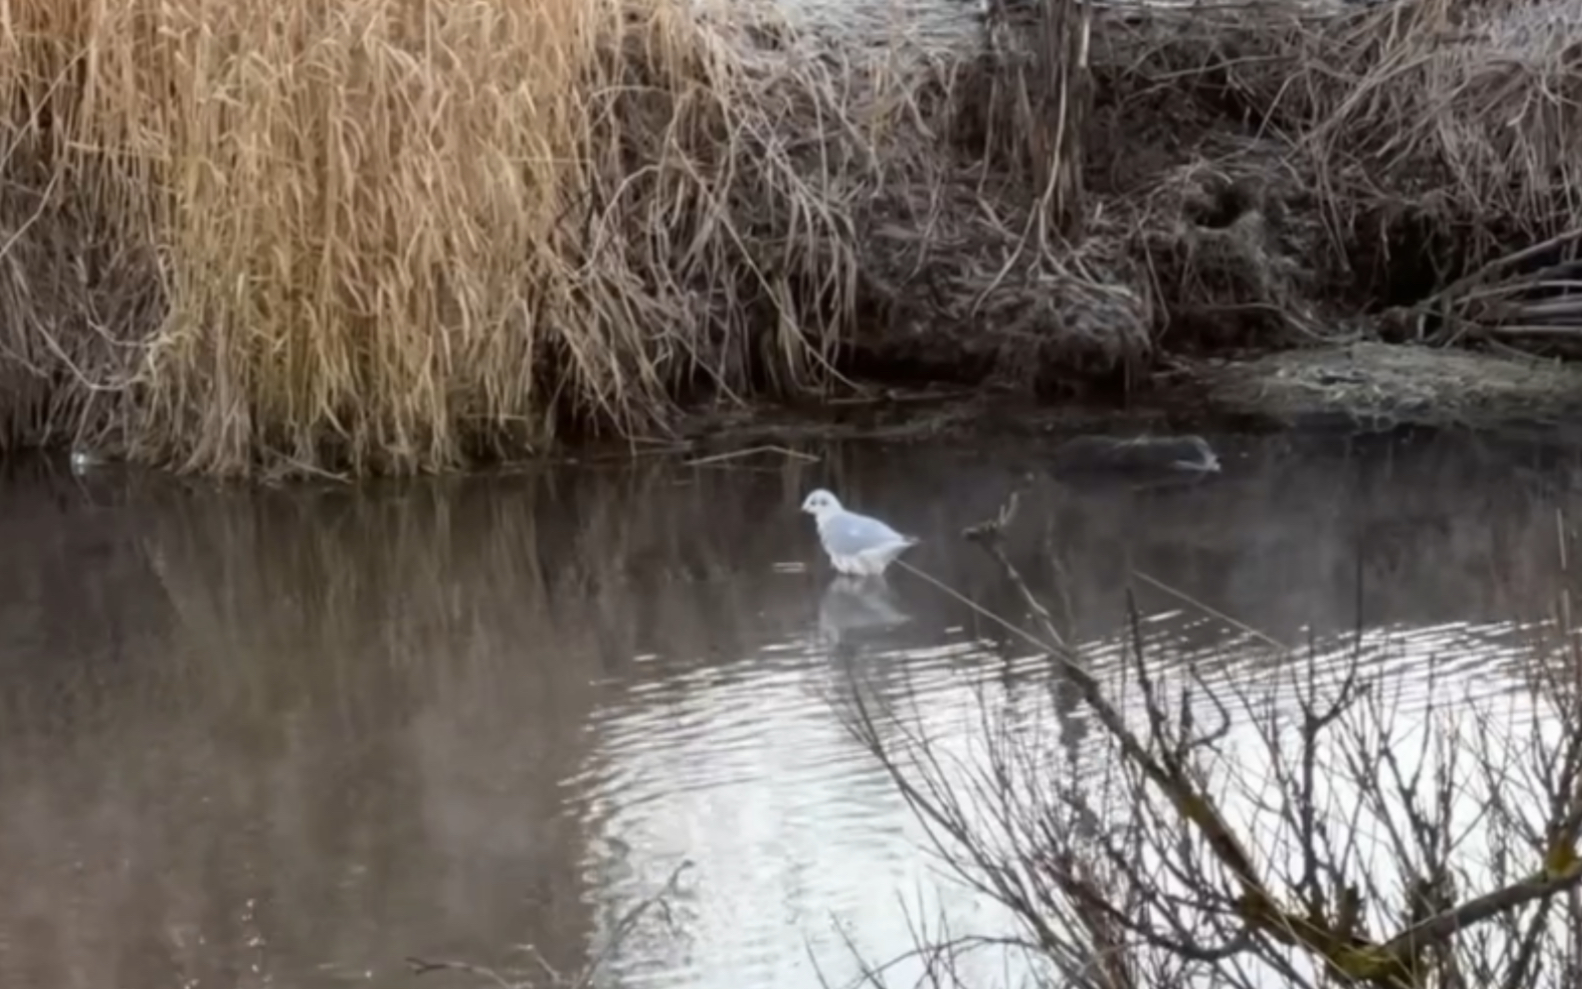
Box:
801 488 843 519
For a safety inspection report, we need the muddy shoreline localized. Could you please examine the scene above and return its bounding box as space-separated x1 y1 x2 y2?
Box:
645 340 1582 458
56 339 1582 475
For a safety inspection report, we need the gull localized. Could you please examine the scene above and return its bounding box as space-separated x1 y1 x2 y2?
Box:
800 488 919 577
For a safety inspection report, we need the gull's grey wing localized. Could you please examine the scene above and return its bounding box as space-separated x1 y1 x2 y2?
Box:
821 510 907 555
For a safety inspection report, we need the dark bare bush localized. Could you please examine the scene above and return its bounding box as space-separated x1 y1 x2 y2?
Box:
839 491 1582 988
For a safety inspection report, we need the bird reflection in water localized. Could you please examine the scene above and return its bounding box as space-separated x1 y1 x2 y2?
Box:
817 574 913 657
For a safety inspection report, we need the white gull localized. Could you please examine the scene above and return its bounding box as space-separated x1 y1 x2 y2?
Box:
799 488 919 577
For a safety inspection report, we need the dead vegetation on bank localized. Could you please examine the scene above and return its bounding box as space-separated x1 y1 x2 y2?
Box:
1082 0 1582 346
1 0 1581 474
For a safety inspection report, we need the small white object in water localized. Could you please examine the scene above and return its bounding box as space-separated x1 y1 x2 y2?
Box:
1172 436 1222 473
70 448 103 475
800 488 919 577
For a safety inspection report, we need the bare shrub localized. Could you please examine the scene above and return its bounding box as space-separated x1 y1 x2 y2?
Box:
839 491 1582 988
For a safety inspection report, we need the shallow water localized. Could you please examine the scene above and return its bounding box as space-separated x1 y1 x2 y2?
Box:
3 426 1582 989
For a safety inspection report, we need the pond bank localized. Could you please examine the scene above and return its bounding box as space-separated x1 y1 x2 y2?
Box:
651 341 1582 457
3 0 1581 477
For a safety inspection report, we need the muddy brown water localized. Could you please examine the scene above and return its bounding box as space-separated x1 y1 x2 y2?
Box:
2 427 1582 989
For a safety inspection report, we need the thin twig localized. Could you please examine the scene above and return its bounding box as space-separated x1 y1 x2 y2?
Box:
684 445 820 467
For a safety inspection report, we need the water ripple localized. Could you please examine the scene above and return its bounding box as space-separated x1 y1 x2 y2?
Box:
570 595 1566 988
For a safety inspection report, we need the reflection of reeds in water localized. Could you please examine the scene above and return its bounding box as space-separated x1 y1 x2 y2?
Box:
8 431 1580 722
0 472 594 984
0 455 862 989
134 466 801 680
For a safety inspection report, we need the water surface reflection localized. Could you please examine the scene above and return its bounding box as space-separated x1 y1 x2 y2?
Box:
1 427 1581 988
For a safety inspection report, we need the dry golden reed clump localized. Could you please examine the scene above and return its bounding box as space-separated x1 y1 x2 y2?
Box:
0 0 908 475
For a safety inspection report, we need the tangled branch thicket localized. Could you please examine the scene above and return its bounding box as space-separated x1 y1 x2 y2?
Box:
841 493 1582 989
2 0 1581 474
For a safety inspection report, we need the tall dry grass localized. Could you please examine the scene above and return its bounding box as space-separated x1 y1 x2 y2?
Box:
0 0 909 474
7 0 1580 476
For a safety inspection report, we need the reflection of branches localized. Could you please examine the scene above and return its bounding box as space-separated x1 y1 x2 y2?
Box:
407 858 693 989
844 492 1582 988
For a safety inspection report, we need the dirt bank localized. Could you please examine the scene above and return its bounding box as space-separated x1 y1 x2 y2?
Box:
2 0 1580 476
